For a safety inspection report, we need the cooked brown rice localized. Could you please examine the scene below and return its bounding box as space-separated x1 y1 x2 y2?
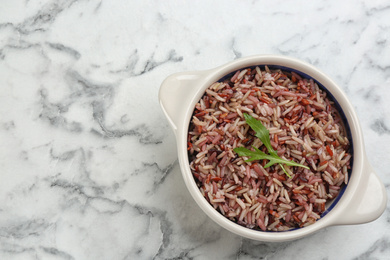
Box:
187 66 351 231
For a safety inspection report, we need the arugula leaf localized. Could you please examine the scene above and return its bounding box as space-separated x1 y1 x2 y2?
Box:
234 113 309 178
243 113 277 157
233 147 269 162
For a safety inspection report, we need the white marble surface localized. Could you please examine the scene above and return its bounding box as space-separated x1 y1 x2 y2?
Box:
0 0 389 259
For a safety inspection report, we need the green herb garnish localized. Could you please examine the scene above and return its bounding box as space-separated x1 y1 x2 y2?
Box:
233 113 309 178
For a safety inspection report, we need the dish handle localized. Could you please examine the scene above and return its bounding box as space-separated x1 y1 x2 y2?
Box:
159 71 208 135
333 159 387 225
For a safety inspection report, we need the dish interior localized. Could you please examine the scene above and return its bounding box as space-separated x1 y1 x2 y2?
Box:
187 64 354 231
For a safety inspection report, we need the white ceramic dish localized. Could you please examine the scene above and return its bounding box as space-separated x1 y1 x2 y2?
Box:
159 55 387 242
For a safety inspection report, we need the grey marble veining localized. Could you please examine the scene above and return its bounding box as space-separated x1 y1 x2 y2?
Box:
0 0 389 259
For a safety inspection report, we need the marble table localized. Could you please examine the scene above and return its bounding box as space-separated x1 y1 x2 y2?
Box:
0 0 389 259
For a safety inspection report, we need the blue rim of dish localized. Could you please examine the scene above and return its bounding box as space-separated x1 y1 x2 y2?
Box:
214 65 354 232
